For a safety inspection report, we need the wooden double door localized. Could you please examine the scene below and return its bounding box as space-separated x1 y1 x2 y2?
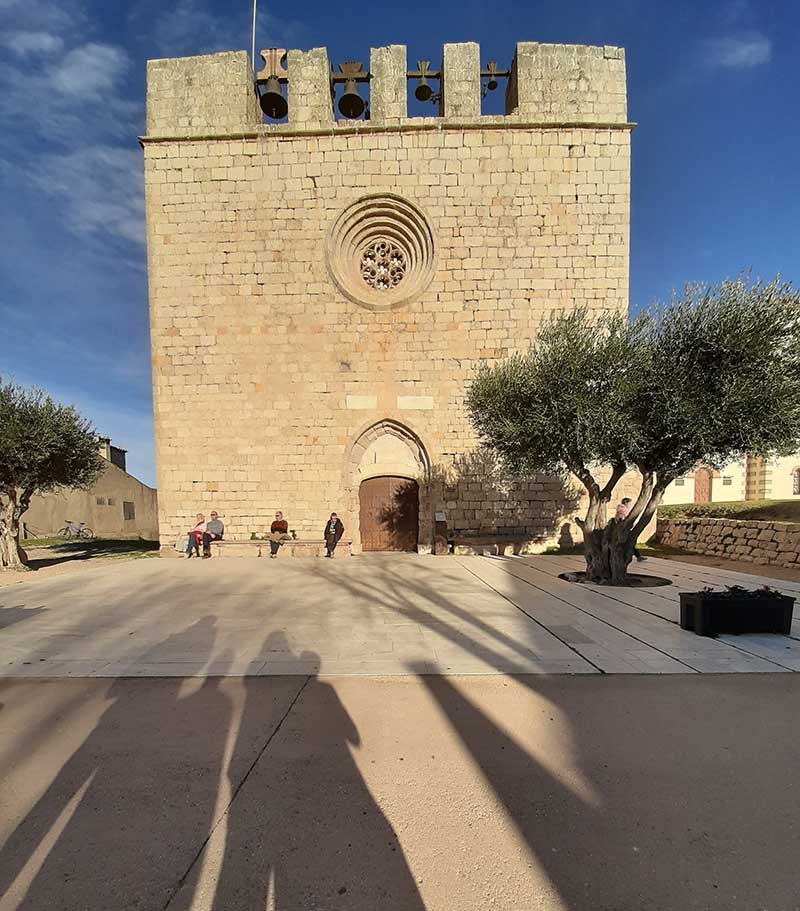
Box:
359 476 419 552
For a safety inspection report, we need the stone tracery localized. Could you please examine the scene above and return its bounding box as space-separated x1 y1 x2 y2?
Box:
361 241 407 290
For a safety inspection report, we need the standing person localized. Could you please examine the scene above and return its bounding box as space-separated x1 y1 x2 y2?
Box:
202 511 225 558
614 498 646 562
268 511 290 558
186 513 206 558
323 512 344 558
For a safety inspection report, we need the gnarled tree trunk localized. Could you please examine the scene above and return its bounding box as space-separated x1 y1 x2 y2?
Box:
0 488 30 571
575 467 666 585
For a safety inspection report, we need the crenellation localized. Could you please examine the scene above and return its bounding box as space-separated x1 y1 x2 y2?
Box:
370 45 408 122
287 47 334 128
440 42 481 120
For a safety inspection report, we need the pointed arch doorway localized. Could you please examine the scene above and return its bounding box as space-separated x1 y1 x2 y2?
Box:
345 420 430 553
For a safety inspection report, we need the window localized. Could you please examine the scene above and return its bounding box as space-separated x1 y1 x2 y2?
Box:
674 479 685 487
793 468 800 496
96 497 106 506
722 477 732 486
107 497 116 506
123 501 135 521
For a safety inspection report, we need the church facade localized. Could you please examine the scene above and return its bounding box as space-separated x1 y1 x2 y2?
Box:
142 40 631 552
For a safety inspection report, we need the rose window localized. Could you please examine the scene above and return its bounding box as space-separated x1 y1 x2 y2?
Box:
327 194 436 311
361 241 407 290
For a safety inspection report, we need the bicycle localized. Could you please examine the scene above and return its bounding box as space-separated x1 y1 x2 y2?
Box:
57 520 94 540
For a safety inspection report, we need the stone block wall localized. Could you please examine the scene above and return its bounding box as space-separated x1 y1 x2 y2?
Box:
656 517 800 569
505 43 627 123
146 52 261 136
142 41 632 551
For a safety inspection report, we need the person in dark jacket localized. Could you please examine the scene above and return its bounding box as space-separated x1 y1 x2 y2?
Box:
323 512 344 558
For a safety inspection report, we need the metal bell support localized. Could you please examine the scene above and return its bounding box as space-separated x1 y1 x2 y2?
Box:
255 48 289 120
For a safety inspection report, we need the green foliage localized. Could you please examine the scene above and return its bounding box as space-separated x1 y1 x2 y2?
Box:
0 379 105 501
467 277 800 487
624 277 800 477
466 310 637 477
659 499 800 523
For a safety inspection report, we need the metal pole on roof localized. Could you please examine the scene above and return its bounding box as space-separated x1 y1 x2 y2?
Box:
251 0 257 76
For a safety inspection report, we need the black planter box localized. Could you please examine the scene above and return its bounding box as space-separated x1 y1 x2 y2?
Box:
679 591 795 638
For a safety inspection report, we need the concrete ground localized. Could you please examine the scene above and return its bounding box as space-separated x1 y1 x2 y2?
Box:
1 673 799 910
2 555 800 910
1 554 800 676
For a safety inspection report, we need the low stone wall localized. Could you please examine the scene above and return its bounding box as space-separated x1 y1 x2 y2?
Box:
655 517 800 568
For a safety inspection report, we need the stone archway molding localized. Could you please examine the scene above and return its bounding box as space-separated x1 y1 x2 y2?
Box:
344 418 431 486
343 419 432 553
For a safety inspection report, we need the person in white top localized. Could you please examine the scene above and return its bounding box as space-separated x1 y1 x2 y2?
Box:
186 513 206 558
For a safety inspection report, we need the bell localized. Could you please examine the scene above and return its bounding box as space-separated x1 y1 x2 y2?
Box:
414 75 432 102
485 61 499 92
338 79 365 119
414 60 434 102
259 74 287 119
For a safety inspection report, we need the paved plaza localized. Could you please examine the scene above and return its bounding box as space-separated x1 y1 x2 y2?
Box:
2 554 800 909
1 554 800 677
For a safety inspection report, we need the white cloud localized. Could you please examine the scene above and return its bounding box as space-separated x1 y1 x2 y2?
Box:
153 0 244 56
1 30 64 56
129 0 303 61
0 42 140 140
705 33 771 69
31 145 145 245
54 42 131 99
0 0 76 29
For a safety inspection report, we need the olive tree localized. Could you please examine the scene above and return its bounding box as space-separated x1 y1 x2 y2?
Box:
0 380 105 570
467 277 800 583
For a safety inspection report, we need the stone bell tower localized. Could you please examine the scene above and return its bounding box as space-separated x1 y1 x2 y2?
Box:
142 41 631 553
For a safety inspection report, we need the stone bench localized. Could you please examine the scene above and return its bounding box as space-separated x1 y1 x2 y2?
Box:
209 539 351 558
451 537 534 556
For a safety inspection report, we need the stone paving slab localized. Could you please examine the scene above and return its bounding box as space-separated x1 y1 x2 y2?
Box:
515 554 800 671
0 554 798 677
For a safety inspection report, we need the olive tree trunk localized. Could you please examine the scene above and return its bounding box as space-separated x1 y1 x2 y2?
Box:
0 488 31 571
575 468 666 585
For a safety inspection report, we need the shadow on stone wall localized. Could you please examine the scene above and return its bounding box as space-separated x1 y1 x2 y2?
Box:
422 448 582 549
377 481 420 552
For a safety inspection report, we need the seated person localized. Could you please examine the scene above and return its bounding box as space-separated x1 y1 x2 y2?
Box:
268 511 290 558
202 511 224 558
186 513 205 558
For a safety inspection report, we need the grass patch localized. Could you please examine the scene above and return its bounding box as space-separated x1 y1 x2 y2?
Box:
22 537 159 560
658 499 800 523
545 540 680 559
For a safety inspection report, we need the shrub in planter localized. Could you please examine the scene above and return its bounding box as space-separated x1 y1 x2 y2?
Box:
679 586 795 637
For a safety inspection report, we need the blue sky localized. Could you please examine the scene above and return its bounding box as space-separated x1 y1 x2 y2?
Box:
1 0 797 486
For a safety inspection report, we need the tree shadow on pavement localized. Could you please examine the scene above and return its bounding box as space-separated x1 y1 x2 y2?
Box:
0 617 229 911
0 606 46 630
308 559 800 911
